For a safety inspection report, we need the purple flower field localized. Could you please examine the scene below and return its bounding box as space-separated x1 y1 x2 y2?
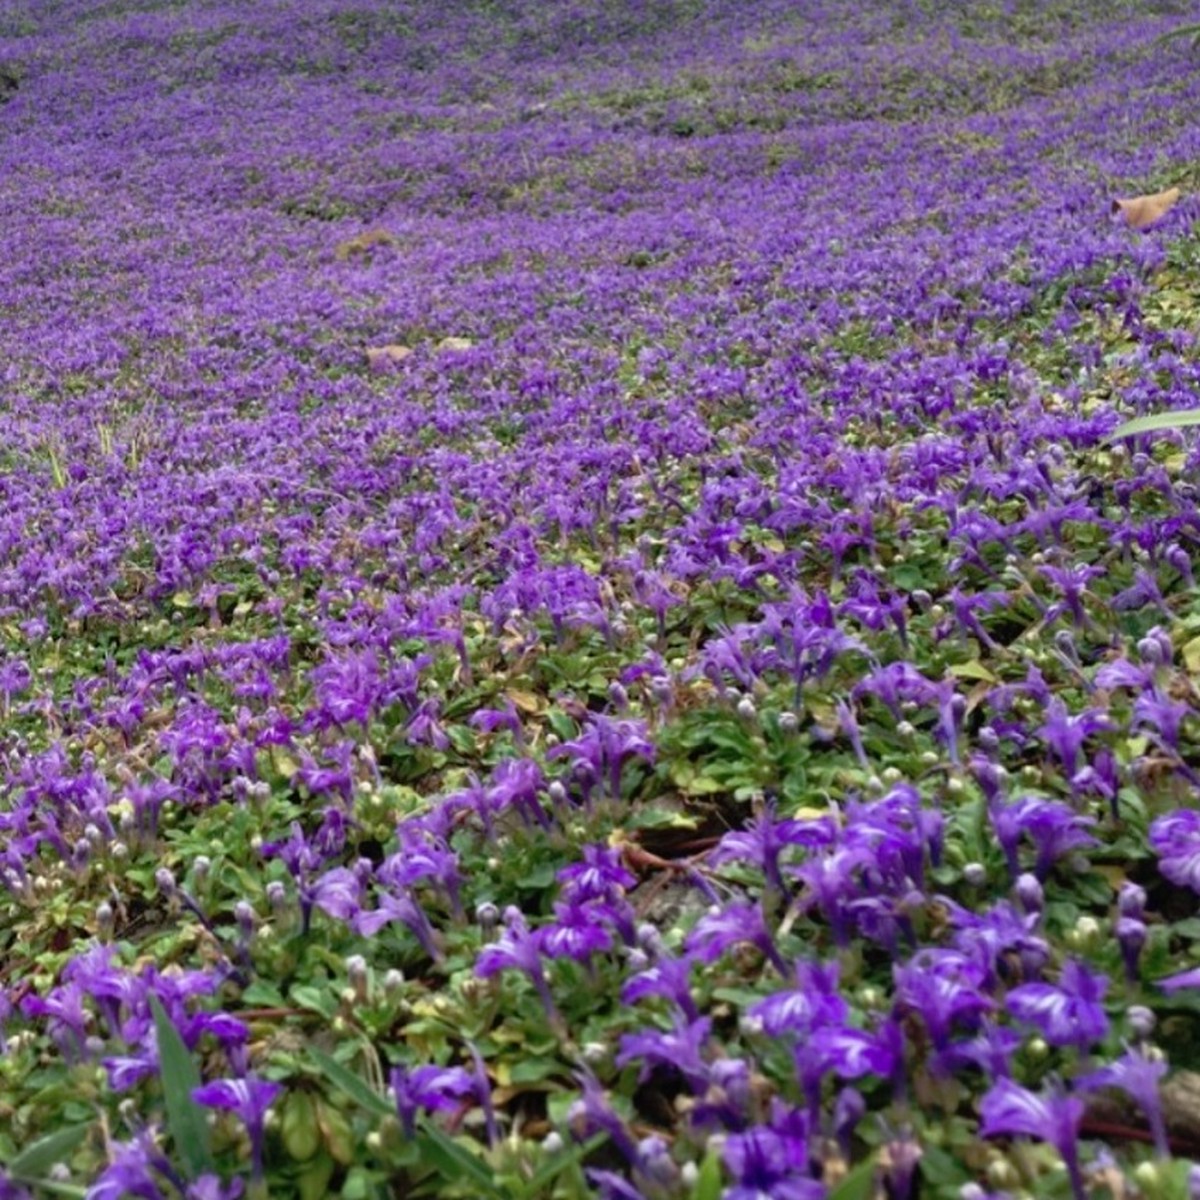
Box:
2 0 1200 1195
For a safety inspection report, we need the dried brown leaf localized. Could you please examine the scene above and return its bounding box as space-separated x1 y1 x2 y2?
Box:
365 344 412 369
1112 186 1181 230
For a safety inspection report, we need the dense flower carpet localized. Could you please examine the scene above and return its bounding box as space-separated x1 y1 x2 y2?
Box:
2 1 1200 1197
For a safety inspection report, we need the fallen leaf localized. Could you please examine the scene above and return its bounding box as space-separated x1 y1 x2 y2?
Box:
436 336 474 352
334 228 395 260
365 343 412 369
506 688 541 714
1112 186 1181 230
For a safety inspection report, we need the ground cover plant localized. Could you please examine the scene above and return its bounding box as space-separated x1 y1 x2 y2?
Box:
3 0 1200 1196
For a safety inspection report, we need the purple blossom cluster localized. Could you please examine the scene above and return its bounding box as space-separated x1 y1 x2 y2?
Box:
1 0 1200 1196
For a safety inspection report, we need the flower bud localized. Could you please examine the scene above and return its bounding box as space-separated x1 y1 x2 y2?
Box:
235 901 256 941
346 954 369 1004
1014 873 1043 916
1118 881 1147 919
1128 1005 1156 1041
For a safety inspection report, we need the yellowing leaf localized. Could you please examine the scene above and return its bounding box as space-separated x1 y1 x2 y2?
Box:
948 661 997 684
272 747 299 779
436 336 474 352
506 689 541 714
1113 186 1181 230
1183 634 1200 674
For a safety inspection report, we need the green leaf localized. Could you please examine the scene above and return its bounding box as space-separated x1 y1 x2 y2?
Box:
1106 409 1200 441
241 980 287 1007
516 1134 605 1199
291 983 338 1018
415 1119 505 1198
308 1045 393 1117
692 1144 724 1200
920 1142 968 1188
948 660 996 683
8 1124 91 1180
149 995 215 1179
829 1157 877 1200
1157 22 1200 46
19 1183 87 1199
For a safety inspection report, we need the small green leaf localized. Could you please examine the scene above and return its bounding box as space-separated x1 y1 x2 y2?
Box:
829 1157 877 1200
150 995 215 1179
948 660 996 683
308 1045 393 1117
9 1123 91 1180
291 983 338 1018
1106 409 1200 441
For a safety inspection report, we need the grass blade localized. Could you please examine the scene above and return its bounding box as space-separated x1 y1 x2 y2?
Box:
829 1156 878 1200
150 994 215 1179
308 1045 393 1117
1106 410 1200 441
415 1119 505 1198
9 1124 90 1180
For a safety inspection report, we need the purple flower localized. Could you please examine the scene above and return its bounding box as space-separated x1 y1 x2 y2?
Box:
990 796 1097 881
893 951 993 1057
1036 698 1113 776
937 1020 1022 1079
547 715 655 802
1005 959 1109 1052
748 959 847 1038
1078 1046 1168 1157
1149 809 1200 892
191 1076 281 1179
942 897 1049 983
568 1069 641 1167
621 951 699 1022
185 1178 245 1200
978 1079 1086 1200
684 900 788 975
1159 965 1200 992
538 901 614 962
475 906 561 1028
721 1127 824 1200
353 887 444 960
84 1128 178 1200
557 843 637 898
390 1063 477 1138
616 1015 712 1092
